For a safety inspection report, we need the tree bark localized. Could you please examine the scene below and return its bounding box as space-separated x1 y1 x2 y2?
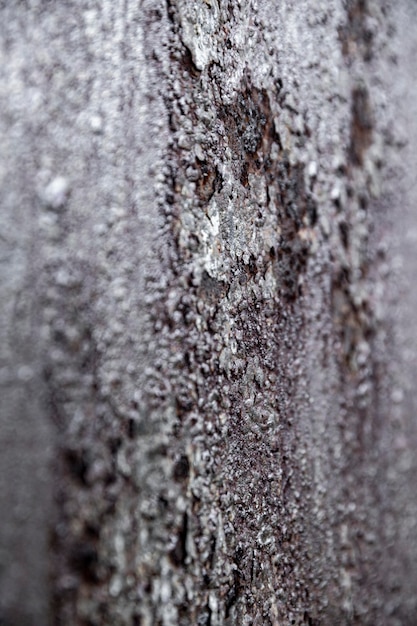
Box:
1 1 417 625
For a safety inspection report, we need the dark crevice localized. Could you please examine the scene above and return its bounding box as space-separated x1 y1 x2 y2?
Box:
169 512 188 567
349 84 373 166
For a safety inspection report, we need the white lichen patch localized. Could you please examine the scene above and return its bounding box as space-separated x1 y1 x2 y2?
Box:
177 0 220 71
41 176 70 211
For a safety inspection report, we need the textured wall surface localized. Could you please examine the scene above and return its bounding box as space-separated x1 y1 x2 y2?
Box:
1 1 417 625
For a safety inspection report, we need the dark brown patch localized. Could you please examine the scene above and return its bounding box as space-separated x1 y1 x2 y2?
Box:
349 84 373 166
219 78 315 302
196 163 221 203
339 0 374 62
331 266 373 373
173 454 190 481
219 82 278 186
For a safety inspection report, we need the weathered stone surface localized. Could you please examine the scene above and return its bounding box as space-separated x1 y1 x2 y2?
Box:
1 1 417 625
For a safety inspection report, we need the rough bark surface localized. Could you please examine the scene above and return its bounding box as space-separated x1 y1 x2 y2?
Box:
1 1 417 625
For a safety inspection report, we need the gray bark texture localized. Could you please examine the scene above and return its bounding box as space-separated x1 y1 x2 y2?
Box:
1 1 417 624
